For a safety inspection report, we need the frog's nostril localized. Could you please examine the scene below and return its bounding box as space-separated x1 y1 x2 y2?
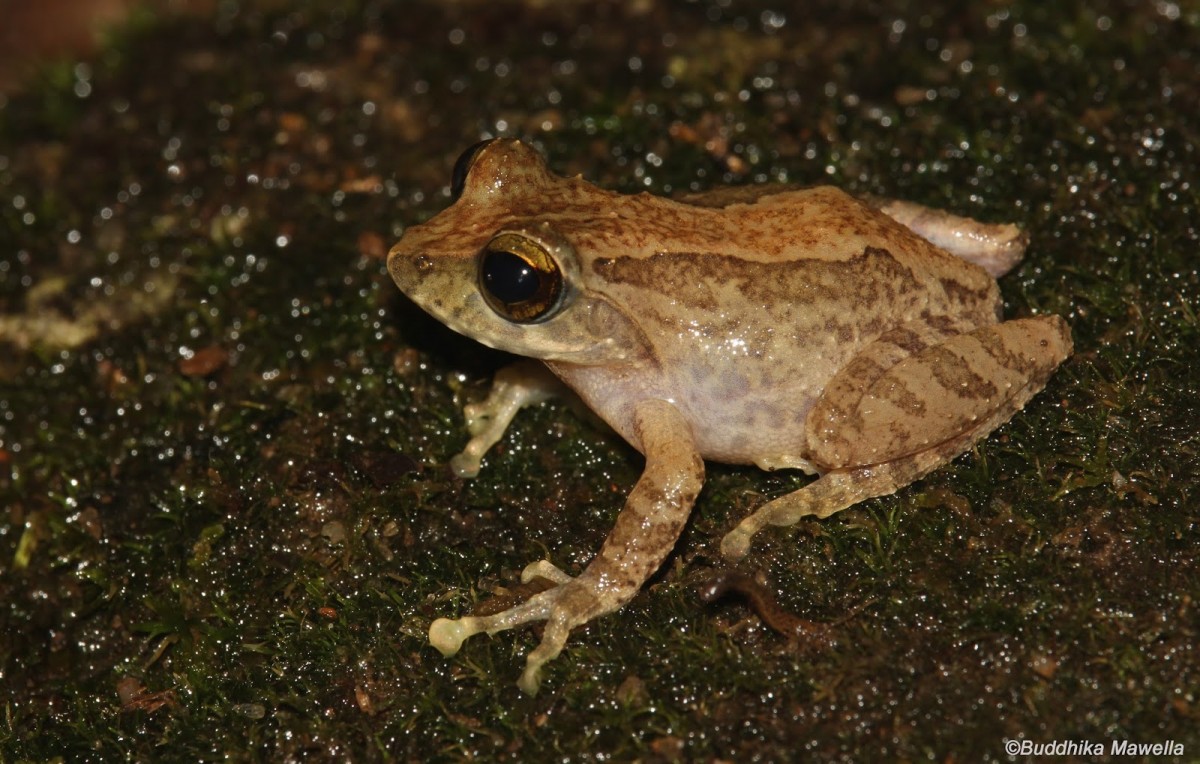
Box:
414 255 433 274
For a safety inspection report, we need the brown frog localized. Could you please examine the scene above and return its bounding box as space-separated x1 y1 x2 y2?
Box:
388 139 1071 693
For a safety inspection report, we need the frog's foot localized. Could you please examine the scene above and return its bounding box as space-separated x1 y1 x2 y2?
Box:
448 360 565 477
434 399 704 693
430 560 631 695
870 198 1028 278
720 439 981 559
722 315 1072 559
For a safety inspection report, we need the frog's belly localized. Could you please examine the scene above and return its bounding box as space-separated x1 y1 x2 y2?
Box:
673 376 824 472
548 357 834 473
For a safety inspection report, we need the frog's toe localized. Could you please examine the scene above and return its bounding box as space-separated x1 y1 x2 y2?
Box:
518 663 544 696
429 616 478 656
427 585 554 661
517 613 575 696
428 571 618 694
521 559 573 584
719 519 760 560
448 448 485 478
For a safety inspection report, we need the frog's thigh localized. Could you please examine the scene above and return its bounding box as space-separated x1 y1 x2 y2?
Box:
809 315 1071 469
804 316 978 466
721 315 1071 559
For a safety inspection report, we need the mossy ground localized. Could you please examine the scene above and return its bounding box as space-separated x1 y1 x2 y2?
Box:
1 1 1197 760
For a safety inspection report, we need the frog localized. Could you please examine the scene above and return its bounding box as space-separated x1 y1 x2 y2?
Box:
387 138 1071 694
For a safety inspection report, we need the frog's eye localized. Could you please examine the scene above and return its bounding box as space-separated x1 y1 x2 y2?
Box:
478 232 564 323
450 139 495 202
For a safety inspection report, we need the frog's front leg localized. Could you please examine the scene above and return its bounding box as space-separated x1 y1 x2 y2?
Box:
449 360 566 477
430 398 703 694
721 315 1071 559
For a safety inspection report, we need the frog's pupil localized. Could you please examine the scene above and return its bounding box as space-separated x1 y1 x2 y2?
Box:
482 250 541 304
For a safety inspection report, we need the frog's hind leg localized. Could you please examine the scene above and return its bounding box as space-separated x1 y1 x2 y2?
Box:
868 197 1029 278
721 315 1071 559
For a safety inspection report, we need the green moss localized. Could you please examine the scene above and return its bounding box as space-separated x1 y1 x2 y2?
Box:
2 0 1198 760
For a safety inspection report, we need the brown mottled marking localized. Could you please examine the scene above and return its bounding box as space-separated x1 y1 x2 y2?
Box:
973 326 1037 373
592 248 923 314
926 345 1001 401
675 184 806 208
938 275 995 308
806 317 973 465
811 317 1070 469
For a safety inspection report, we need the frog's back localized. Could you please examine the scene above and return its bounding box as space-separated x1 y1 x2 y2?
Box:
592 185 1001 329
572 186 1004 469
668 185 991 272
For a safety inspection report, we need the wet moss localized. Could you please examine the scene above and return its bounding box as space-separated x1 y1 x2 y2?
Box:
2 0 1198 760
